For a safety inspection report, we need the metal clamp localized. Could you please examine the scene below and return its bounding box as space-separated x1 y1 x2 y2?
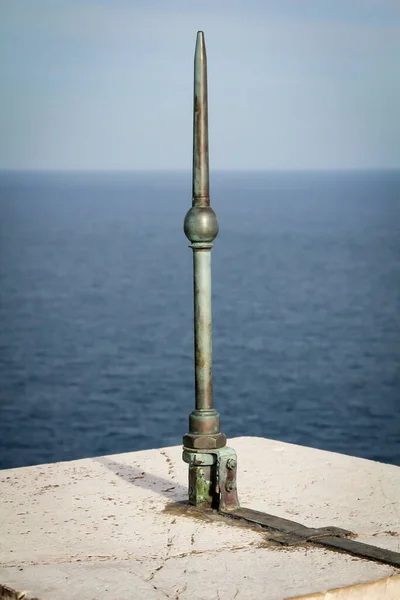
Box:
182 447 239 510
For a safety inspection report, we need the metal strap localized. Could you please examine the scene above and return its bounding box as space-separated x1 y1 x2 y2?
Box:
219 507 400 568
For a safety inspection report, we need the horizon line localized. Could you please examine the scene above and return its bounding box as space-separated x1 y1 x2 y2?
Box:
1 167 400 174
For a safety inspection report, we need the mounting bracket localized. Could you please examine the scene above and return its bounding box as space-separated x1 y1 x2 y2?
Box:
182 447 239 511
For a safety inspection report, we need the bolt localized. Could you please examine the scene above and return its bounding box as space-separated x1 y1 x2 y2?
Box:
226 458 237 471
225 481 234 492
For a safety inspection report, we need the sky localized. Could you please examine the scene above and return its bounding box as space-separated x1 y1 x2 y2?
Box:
1 0 399 170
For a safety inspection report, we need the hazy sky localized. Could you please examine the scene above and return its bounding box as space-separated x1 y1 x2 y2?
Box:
1 1 399 170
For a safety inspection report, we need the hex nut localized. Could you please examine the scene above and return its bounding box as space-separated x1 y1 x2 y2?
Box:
183 432 227 450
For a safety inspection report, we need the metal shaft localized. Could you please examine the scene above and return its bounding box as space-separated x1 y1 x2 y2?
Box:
183 32 226 451
193 249 213 409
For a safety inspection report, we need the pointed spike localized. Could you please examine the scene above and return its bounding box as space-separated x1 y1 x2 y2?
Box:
193 31 209 206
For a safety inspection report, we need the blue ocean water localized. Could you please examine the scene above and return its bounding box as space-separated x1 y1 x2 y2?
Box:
0 170 399 469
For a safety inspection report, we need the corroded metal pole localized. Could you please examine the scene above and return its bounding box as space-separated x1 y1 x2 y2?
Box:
183 32 228 506
183 32 226 453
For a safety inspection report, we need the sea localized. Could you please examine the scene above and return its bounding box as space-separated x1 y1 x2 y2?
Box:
0 170 399 470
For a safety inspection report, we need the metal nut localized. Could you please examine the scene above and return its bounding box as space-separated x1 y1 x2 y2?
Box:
225 482 234 492
226 458 237 471
183 432 227 450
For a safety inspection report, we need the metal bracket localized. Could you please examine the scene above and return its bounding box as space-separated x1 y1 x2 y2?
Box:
182 447 239 510
215 447 240 512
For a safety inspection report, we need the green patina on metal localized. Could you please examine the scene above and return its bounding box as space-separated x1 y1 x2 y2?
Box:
189 466 213 506
182 31 226 458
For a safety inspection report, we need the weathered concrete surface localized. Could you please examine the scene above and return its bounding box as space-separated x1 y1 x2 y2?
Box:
0 437 399 599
